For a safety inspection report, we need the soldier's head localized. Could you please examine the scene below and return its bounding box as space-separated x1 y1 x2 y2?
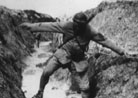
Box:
73 12 88 26
73 12 88 35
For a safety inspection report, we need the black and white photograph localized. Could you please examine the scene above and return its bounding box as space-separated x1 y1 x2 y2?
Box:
0 0 138 98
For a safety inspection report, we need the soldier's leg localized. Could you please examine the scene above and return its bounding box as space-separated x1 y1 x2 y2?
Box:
39 56 61 92
71 60 90 98
33 56 61 98
32 56 61 98
77 71 90 98
33 48 71 98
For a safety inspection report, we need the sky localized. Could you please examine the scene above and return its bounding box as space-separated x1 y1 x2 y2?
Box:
0 0 112 17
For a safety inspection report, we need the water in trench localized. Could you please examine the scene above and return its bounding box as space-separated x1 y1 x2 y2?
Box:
22 41 81 98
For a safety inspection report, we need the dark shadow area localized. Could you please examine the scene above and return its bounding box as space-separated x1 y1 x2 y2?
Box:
89 77 99 98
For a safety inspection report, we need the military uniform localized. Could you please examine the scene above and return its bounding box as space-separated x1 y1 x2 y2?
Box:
20 20 124 98
34 22 91 92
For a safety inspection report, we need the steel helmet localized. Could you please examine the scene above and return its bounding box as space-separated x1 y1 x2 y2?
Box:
73 12 88 24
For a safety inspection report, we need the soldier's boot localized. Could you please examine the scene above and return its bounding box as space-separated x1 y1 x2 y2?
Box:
32 90 43 98
81 90 90 98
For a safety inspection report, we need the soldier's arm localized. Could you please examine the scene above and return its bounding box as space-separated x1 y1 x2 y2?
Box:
87 24 125 55
19 22 65 33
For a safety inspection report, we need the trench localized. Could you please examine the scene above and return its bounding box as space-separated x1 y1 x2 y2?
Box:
21 41 81 98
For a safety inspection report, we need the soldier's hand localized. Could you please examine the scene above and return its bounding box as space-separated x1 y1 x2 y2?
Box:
123 51 138 58
19 22 31 30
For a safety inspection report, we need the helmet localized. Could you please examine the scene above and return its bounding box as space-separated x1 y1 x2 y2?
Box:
73 12 88 24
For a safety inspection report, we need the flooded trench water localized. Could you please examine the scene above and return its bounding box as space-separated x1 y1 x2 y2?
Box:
21 41 81 98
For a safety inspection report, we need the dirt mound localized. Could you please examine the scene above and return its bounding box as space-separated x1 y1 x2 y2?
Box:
86 1 138 54
0 6 55 98
84 1 138 98
87 53 138 98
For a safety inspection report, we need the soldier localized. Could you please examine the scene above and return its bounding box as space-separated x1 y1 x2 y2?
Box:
32 32 41 48
20 12 128 98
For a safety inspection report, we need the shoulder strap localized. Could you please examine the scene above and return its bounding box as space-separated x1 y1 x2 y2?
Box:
74 36 85 52
58 22 86 52
58 35 75 48
58 23 76 48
